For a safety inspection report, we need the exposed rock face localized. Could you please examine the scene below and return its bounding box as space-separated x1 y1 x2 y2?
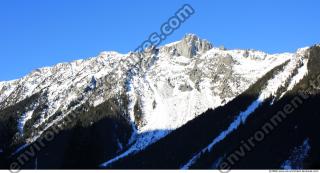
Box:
176 34 213 58
162 34 213 58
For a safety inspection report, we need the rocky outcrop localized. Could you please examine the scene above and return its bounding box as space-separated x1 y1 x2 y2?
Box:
162 34 213 58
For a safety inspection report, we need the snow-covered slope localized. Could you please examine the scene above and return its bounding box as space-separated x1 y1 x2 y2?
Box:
100 45 318 170
181 47 310 169
0 34 308 165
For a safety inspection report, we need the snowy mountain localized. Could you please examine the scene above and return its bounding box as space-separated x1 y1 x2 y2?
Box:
0 34 319 169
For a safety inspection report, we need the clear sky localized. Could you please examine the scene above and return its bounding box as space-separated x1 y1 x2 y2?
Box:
1 0 319 81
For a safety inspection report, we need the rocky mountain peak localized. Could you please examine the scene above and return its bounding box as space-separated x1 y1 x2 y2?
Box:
179 34 213 58
161 34 213 58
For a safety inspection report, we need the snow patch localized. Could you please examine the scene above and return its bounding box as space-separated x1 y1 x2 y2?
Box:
286 60 308 94
281 139 311 170
18 110 35 135
11 144 29 156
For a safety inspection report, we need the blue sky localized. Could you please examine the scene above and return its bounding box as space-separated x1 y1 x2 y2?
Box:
1 0 319 81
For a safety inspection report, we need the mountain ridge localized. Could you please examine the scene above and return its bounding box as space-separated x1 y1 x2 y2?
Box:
0 34 319 169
